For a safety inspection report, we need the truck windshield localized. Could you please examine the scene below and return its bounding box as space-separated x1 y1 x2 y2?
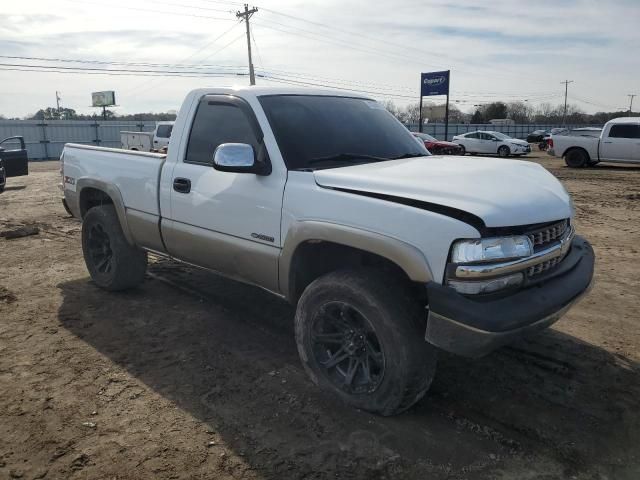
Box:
259 95 429 170
156 125 173 138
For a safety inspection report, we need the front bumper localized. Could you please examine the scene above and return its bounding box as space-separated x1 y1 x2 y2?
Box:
425 236 594 358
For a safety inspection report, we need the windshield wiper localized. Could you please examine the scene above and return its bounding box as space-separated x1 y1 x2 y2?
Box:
390 152 427 159
308 153 390 165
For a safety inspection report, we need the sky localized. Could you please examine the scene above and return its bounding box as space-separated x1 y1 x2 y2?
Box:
0 0 638 118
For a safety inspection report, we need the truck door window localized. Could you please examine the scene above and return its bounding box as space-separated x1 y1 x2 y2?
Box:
156 125 173 138
185 102 259 165
608 124 640 139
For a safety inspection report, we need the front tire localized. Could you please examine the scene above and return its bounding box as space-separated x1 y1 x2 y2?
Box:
295 269 437 416
458 145 466 155
498 145 510 157
82 205 147 291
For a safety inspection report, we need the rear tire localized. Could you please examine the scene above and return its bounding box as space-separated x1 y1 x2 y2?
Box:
295 268 438 416
498 145 510 157
82 205 147 291
565 149 588 168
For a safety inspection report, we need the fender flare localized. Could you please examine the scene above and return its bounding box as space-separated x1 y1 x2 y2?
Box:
74 178 135 245
279 220 434 301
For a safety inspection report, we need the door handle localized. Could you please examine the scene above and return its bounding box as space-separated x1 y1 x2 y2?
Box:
173 177 191 193
603 141 613 144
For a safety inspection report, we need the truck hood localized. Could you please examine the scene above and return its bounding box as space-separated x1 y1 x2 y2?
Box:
313 156 572 229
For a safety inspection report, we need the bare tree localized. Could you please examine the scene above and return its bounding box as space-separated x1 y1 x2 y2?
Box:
507 101 534 123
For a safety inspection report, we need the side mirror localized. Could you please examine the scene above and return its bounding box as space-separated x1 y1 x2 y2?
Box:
213 143 258 173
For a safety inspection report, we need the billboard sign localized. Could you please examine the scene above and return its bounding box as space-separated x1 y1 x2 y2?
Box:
91 91 116 107
421 71 449 97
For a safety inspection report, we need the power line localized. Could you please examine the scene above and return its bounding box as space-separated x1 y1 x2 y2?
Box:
0 55 246 70
0 66 249 78
1 54 562 101
61 0 237 21
0 63 249 77
256 6 551 86
123 25 244 95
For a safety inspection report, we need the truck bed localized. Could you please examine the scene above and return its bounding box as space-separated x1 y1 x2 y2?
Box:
549 135 599 159
63 143 166 216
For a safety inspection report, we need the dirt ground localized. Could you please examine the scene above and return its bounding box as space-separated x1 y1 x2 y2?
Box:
1 154 639 480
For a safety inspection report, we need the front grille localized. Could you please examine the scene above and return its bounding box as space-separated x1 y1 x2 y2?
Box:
527 256 563 277
525 219 572 278
527 219 569 250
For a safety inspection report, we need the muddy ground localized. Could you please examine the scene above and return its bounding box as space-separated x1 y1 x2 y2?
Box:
1 155 639 480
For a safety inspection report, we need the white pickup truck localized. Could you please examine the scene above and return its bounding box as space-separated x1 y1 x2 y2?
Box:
61 86 594 415
120 121 174 152
548 117 640 167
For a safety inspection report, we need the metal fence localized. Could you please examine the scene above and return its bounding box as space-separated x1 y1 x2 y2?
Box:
0 120 157 160
406 123 599 141
1 120 602 160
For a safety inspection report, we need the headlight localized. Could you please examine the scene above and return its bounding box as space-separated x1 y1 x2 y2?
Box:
451 236 533 264
446 235 533 295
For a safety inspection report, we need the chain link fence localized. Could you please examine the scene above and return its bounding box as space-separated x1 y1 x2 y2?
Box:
1 120 602 159
0 120 157 160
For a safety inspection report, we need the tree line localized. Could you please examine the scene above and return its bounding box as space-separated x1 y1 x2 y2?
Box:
382 100 629 125
0 101 630 124
0 107 177 121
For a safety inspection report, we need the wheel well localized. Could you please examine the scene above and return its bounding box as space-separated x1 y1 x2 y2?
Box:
564 147 590 161
79 187 114 218
288 241 417 303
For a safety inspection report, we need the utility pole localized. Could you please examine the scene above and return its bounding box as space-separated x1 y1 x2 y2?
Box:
55 91 62 118
628 94 637 116
236 4 258 86
561 80 573 125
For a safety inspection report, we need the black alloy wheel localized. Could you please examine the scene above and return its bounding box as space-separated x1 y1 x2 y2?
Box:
311 301 385 394
87 223 114 274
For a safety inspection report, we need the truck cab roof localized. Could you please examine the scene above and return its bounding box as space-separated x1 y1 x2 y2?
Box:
186 85 373 101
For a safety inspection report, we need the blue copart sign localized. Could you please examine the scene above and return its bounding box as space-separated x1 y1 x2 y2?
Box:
421 71 449 96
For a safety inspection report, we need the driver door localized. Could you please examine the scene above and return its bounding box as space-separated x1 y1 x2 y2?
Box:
477 133 495 153
161 95 285 292
0 137 28 177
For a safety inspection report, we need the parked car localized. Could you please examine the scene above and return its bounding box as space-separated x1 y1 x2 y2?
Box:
548 117 640 167
453 131 531 157
0 136 29 193
412 132 463 155
61 86 594 416
526 129 549 144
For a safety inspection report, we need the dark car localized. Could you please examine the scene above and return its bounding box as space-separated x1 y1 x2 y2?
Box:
412 132 463 155
526 129 549 143
0 136 29 193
